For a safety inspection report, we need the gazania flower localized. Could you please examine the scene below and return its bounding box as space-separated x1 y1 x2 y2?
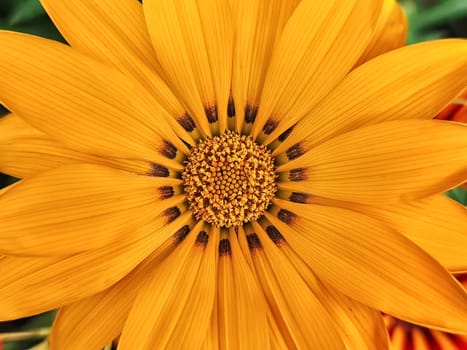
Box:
385 274 467 350
437 91 467 123
1 0 467 349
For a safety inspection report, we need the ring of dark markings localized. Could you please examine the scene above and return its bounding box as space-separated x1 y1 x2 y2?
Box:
196 231 209 246
247 233 262 251
289 168 308 182
266 225 285 245
219 238 232 256
164 206 181 223
289 192 310 204
174 225 191 244
245 105 258 124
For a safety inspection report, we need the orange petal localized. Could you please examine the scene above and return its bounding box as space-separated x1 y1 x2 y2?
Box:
0 164 183 255
0 212 192 320
0 113 155 178
251 0 382 143
265 202 467 333
40 0 198 145
278 120 467 204
49 217 194 350
217 229 270 349
0 31 187 169
231 0 299 132
143 0 233 135
309 195 467 273
118 223 216 350
276 238 389 349
354 0 407 66
248 221 345 349
274 40 467 156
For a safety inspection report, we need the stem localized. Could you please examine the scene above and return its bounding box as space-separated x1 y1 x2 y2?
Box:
0 328 50 342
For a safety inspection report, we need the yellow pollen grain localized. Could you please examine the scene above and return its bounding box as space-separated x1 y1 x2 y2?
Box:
182 130 277 228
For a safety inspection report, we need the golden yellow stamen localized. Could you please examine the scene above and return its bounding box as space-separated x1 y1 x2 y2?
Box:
182 131 277 228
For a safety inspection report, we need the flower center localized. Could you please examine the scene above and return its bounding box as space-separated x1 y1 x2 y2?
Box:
182 130 277 228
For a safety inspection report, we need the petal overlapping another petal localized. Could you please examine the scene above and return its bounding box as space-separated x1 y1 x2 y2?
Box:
266 202 467 333
0 31 188 168
0 114 155 178
0 164 183 255
278 120 467 204
274 40 467 156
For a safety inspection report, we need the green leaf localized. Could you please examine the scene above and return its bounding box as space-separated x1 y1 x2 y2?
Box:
401 0 467 43
0 0 64 42
413 0 467 30
446 187 467 206
7 0 46 26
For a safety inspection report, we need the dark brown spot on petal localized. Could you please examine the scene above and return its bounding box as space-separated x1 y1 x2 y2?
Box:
277 209 297 225
178 113 196 132
161 140 177 159
246 233 262 251
263 118 278 135
266 225 285 246
286 143 306 160
196 230 209 246
289 168 308 181
182 139 192 150
228 96 235 118
219 238 232 256
149 163 169 177
159 186 174 199
245 105 258 124
278 125 294 142
164 206 181 223
174 225 190 244
205 105 218 123
289 192 310 203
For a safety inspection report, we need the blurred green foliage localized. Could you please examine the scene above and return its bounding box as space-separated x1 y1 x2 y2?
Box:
0 0 63 41
401 0 467 43
447 187 467 205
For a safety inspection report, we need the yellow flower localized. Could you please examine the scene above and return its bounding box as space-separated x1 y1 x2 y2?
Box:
0 0 467 349
385 274 467 350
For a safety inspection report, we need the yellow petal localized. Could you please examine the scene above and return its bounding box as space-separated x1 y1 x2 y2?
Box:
354 0 407 66
118 222 216 350
266 202 467 333
143 0 233 135
268 317 289 350
274 40 467 156
251 0 382 142
201 294 219 350
40 0 199 144
278 120 467 204
40 0 161 75
319 285 389 350
0 164 183 255
0 182 19 196
0 114 156 178
231 0 299 132
276 238 389 350
49 219 193 350
217 229 270 349
0 31 187 169
0 112 37 138
309 195 467 273
373 196 467 273
248 221 345 349
0 212 192 320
